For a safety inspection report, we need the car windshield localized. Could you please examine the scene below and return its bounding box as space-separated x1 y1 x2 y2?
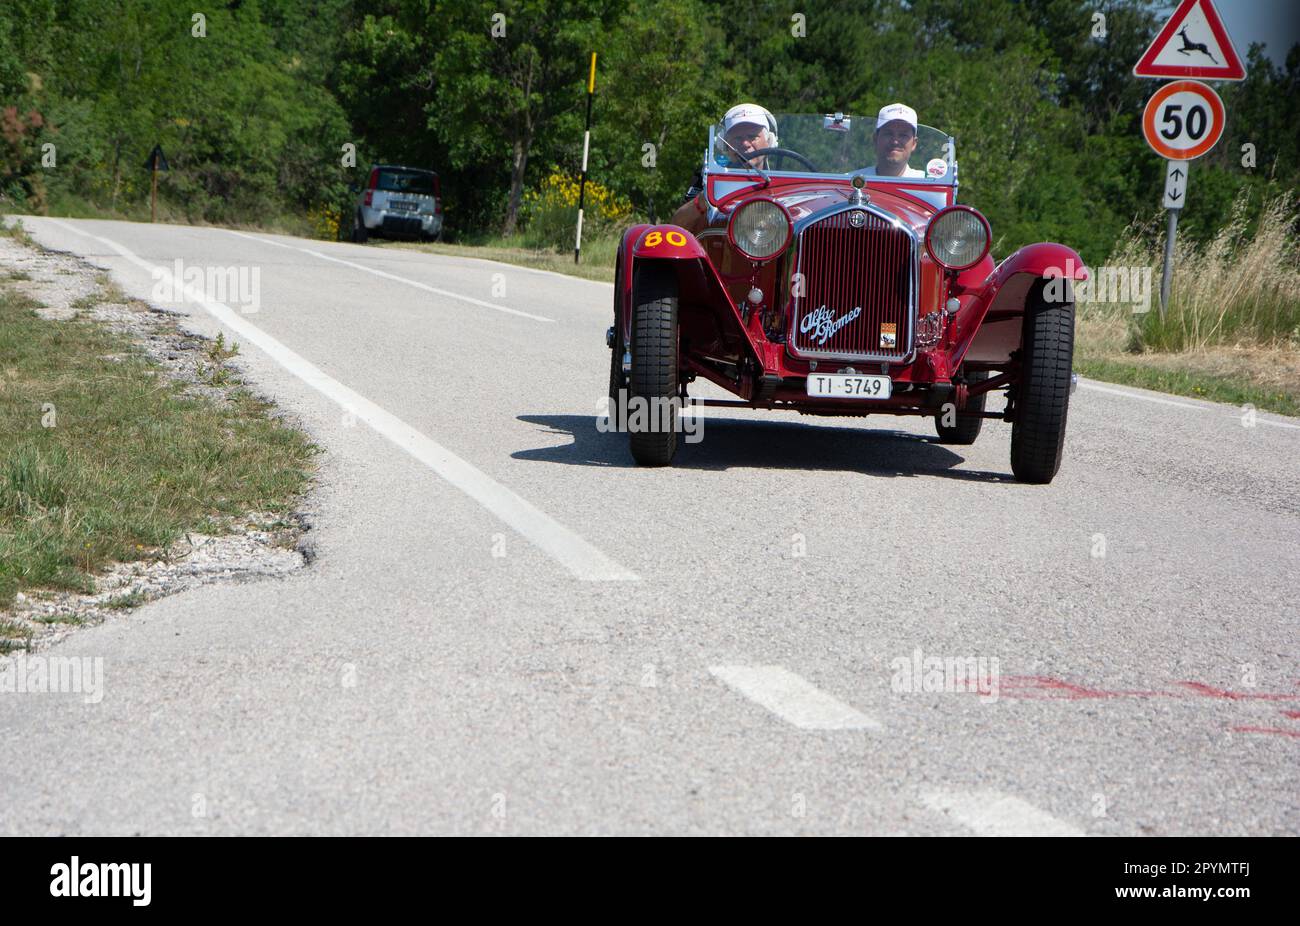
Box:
376 169 437 195
708 113 954 184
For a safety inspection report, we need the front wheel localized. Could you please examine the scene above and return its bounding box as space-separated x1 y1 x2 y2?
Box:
628 264 680 466
1010 284 1075 483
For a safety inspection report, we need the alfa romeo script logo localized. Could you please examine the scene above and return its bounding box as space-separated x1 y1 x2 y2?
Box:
800 305 862 345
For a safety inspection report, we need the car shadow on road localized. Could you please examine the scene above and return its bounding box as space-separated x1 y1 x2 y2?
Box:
513 414 1014 482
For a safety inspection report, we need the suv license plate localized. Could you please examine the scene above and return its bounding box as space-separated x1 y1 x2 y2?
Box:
391 200 417 212
806 373 891 399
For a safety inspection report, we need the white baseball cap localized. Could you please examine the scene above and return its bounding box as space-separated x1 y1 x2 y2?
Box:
724 103 775 134
876 103 917 132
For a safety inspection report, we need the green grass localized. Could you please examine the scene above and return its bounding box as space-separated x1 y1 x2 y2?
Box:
0 216 36 246
36 192 321 241
1075 356 1300 417
32 611 88 625
0 618 33 654
0 286 316 609
105 590 147 610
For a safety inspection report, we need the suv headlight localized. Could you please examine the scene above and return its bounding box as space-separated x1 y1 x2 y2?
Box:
728 198 792 261
925 206 990 270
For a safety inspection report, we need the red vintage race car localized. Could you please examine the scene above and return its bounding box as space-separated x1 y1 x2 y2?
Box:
605 110 1088 483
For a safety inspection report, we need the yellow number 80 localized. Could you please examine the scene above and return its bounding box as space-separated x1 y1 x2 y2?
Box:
644 230 689 248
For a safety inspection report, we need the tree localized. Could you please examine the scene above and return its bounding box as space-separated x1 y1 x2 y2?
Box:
429 0 620 235
593 0 733 221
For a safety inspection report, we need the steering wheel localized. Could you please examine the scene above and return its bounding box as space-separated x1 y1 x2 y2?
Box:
745 147 818 172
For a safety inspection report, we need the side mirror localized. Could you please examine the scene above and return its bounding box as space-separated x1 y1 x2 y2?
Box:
348 183 360 194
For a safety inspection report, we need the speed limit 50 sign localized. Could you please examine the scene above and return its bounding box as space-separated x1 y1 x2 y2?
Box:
1142 79 1224 160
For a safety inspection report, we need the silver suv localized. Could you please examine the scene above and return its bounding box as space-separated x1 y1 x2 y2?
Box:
351 164 443 243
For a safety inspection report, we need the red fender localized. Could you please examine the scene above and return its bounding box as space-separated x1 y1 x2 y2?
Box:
631 224 708 260
615 224 763 371
953 243 1089 366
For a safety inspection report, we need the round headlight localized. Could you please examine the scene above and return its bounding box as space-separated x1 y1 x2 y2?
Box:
728 198 792 261
925 206 990 270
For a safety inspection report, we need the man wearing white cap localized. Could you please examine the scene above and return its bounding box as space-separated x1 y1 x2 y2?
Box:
718 103 778 169
683 103 778 202
865 103 924 178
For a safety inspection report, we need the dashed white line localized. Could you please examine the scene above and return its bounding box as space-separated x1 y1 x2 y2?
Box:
224 229 555 323
48 220 637 582
921 789 1085 836
382 243 615 288
709 665 882 730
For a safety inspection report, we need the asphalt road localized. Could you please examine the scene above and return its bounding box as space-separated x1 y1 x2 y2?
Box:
2 216 1297 835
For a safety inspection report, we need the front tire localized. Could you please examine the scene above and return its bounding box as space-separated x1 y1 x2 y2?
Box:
628 264 679 466
1010 284 1074 483
935 370 988 445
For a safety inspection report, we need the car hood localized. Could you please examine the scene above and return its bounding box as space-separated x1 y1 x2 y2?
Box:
759 181 937 234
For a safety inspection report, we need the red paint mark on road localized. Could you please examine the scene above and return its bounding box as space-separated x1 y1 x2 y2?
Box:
995 676 1300 703
991 677 1300 740
998 676 1172 700
1177 681 1300 701
1230 726 1300 739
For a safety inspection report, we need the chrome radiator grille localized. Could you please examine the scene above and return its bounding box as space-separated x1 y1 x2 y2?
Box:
788 209 915 361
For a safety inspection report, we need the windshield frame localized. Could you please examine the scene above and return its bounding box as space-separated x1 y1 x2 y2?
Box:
704 114 957 188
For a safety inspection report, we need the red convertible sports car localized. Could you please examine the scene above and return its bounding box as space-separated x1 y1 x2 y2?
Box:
605 110 1088 483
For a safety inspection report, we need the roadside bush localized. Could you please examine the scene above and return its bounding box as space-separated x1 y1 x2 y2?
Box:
520 172 633 251
0 106 47 213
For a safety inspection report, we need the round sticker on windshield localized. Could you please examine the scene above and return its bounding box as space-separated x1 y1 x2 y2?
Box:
926 158 948 178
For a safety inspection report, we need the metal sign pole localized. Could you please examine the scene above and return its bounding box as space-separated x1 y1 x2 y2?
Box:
575 53 597 265
144 145 169 223
1160 207 1179 319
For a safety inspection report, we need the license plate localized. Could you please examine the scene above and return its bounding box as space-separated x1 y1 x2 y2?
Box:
806 373 891 399
390 200 417 212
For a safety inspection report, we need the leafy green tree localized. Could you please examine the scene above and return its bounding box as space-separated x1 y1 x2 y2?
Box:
592 0 733 221
429 0 620 235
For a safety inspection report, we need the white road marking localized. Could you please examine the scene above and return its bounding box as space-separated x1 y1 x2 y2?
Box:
1080 379 1299 430
224 229 555 323
378 243 615 288
48 220 637 582
1079 380 1207 410
1249 416 1300 431
709 666 882 731
921 789 1085 836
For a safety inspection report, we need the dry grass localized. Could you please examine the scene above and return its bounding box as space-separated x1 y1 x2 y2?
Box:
1124 191 1300 351
1077 189 1300 415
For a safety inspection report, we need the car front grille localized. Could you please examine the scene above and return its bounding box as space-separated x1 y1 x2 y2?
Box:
788 209 915 362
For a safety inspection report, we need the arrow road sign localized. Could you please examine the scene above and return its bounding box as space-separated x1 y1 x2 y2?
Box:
1164 161 1189 209
1133 0 1245 81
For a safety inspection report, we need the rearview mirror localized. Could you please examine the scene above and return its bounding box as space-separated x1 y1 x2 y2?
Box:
823 112 851 132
